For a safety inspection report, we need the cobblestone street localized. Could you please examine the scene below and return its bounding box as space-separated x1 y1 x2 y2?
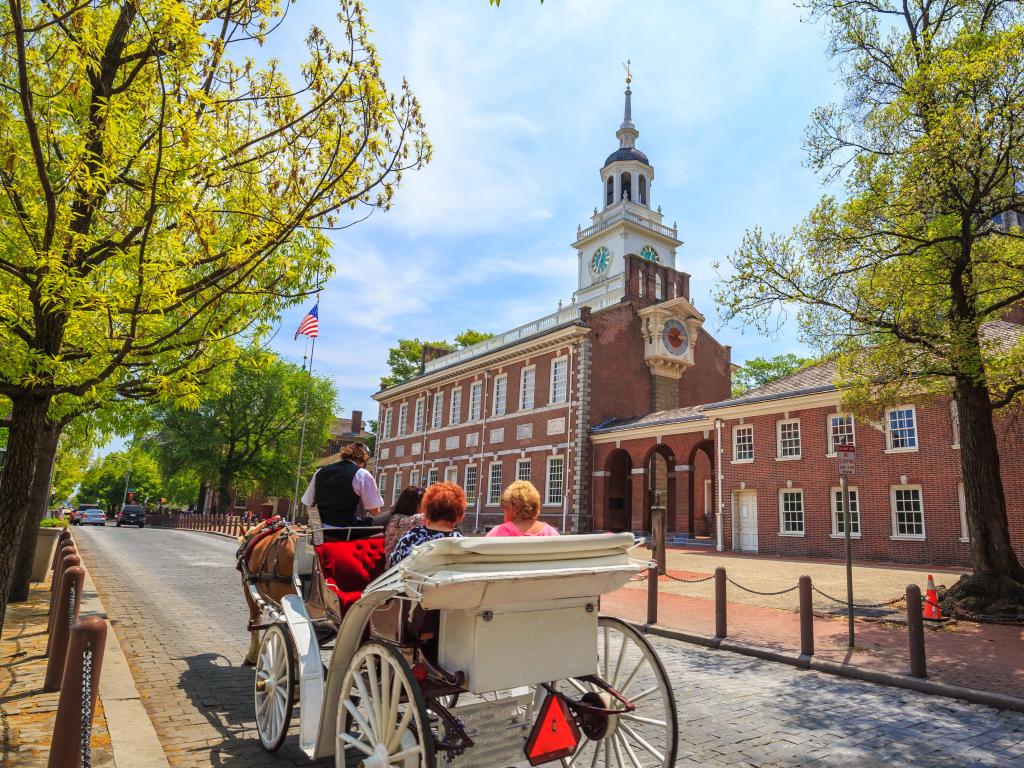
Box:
75 526 1024 767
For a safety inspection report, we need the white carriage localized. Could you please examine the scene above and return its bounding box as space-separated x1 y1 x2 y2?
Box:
248 531 678 767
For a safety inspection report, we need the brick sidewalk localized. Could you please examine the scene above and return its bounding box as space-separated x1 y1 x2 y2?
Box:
0 578 114 767
605 577 1024 701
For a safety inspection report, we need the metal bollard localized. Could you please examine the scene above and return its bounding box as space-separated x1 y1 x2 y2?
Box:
48 616 106 768
51 542 76 591
646 566 658 626
799 575 814 657
50 530 72 574
44 566 85 691
906 584 927 678
714 567 727 639
47 551 81 650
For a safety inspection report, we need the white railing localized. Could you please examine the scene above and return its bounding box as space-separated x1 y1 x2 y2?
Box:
577 206 677 240
423 288 626 374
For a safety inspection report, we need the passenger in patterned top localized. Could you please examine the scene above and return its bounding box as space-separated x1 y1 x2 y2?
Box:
387 482 465 567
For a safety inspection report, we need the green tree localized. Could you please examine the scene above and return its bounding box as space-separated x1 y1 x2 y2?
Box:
0 1 429 627
150 350 337 514
715 1 1024 610
732 354 814 397
381 330 495 388
78 449 162 512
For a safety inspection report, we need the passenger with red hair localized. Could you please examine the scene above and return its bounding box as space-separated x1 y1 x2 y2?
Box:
387 482 466 567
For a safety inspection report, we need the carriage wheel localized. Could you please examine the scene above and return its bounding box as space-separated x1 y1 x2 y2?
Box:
558 617 677 768
337 642 436 768
254 623 296 752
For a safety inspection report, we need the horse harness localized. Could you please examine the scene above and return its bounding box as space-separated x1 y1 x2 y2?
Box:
236 516 296 585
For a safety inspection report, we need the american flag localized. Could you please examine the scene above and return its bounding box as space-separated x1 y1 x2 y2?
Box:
294 303 319 340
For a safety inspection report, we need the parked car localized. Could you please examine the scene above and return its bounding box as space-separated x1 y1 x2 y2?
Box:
116 504 146 528
79 508 107 526
71 504 102 525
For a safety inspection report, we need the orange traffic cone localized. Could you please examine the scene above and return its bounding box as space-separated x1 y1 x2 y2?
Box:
924 574 942 620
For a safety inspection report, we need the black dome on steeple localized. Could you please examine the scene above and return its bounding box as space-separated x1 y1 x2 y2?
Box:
604 146 649 167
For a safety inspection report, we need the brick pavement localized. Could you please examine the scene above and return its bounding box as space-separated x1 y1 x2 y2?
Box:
75 526 1024 768
0 577 114 767
606 576 1024 700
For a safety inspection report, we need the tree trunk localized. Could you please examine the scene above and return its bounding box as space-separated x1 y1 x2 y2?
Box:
196 481 207 513
955 377 1024 583
0 394 52 630
217 472 232 516
8 419 61 603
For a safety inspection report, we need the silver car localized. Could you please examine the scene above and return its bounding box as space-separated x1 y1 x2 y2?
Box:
80 509 107 526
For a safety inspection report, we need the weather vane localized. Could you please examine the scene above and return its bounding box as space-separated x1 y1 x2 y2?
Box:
623 59 632 84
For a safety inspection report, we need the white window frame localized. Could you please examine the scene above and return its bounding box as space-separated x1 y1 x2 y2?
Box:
382 407 393 440
469 381 483 422
392 473 402 504
958 482 969 542
520 365 536 411
413 397 425 434
464 465 478 505
397 403 408 436
950 400 960 449
432 392 443 430
890 484 925 540
516 458 531 482
450 387 462 426
549 356 568 405
487 462 503 506
379 472 387 499
732 424 754 463
492 373 507 417
830 486 861 538
779 489 805 536
827 414 856 456
409 470 419 488
427 468 438 487
885 405 918 453
545 455 565 507
444 466 458 484
776 419 801 460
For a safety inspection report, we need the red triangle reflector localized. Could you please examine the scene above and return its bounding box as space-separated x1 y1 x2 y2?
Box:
524 692 581 766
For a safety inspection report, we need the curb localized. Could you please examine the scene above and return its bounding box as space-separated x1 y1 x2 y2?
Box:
79 563 171 767
641 623 1024 713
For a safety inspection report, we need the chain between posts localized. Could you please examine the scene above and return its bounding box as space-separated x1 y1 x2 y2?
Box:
811 585 906 609
81 643 93 768
726 577 799 596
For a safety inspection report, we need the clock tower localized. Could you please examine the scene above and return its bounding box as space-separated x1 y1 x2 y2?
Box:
573 73 683 306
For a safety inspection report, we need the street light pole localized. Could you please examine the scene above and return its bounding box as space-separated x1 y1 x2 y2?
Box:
121 470 132 508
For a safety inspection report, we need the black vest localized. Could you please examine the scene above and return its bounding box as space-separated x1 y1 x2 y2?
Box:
313 460 362 527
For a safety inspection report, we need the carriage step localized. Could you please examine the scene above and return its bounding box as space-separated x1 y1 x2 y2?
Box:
440 691 532 767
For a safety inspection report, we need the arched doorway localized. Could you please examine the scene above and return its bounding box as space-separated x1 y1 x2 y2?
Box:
687 441 715 539
604 449 632 532
643 445 676 536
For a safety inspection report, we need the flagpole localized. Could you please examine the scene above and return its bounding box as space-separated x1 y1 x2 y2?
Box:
291 327 317 519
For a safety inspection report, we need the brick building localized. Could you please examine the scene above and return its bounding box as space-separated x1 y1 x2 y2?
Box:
371 79 1024 566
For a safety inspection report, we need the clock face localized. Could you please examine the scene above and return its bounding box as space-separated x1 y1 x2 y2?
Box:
590 246 610 276
640 244 660 264
662 319 689 356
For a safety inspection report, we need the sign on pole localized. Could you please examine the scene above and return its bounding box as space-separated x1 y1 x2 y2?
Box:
837 444 856 476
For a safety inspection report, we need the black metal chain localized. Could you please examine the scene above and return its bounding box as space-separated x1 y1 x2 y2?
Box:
81 642 93 768
811 585 906 609
667 573 715 584
726 577 799 596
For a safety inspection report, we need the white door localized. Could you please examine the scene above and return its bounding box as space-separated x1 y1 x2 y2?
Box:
737 491 758 552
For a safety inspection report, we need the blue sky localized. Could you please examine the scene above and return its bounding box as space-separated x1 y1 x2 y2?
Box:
267 0 844 424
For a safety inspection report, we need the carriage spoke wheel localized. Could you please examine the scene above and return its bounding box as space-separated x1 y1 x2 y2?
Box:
558 617 677 768
337 642 435 768
254 624 295 752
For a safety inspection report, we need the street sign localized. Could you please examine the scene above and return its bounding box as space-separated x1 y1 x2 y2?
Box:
837 444 856 475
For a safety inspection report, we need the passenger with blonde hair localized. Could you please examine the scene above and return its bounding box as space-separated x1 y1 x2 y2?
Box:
486 480 559 537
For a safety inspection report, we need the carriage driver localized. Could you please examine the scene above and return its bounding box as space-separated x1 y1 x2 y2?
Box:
300 443 387 530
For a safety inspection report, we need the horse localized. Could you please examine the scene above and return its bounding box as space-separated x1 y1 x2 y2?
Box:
236 516 300 666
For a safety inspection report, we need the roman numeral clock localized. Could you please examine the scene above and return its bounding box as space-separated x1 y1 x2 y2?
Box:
639 296 704 378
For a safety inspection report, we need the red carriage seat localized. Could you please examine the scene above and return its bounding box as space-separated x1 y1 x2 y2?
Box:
314 537 387 615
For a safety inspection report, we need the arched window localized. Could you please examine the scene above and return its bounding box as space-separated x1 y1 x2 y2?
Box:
620 172 632 201
640 245 660 264
606 176 614 207
655 273 663 300
639 175 648 206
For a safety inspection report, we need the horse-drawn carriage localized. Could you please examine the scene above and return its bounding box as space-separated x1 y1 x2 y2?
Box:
238 520 678 767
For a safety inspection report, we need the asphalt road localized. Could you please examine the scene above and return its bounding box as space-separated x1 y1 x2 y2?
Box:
75 524 1024 768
